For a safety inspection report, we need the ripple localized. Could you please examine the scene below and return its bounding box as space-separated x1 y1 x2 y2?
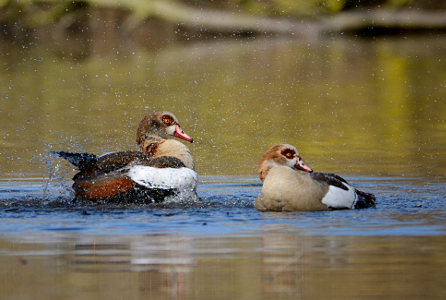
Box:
0 176 445 236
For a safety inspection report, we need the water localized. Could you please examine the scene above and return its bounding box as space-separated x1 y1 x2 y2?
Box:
1 35 445 299
0 176 445 236
0 176 445 298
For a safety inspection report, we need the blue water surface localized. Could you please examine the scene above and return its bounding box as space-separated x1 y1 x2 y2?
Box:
0 176 445 237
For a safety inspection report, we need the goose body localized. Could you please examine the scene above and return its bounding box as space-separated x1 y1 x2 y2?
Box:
255 144 376 212
53 111 197 203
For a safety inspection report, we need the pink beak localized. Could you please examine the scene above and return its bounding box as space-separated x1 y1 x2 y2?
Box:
295 157 313 173
174 125 193 143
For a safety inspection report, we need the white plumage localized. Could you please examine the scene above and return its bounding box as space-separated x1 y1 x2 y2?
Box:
321 183 357 209
128 166 198 191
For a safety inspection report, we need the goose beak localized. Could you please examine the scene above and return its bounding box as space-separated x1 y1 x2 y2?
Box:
174 125 194 143
295 157 312 173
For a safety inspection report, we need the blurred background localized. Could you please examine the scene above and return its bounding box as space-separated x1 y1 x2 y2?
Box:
1 3 446 300
0 0 445 177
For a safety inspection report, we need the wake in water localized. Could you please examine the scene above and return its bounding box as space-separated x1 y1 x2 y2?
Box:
0 178 257 210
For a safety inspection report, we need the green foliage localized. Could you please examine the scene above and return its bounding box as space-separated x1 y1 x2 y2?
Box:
232 0 348 16
0 0 420 28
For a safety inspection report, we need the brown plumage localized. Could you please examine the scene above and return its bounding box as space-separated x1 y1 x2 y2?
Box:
256 144 376 211
53 111 196 202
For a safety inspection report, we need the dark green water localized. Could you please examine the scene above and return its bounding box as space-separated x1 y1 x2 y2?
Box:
1 36 445 177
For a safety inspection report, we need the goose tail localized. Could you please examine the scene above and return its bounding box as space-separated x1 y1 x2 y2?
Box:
51 151 97 170
354 189 376 209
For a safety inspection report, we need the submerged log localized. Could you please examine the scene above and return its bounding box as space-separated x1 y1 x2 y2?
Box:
108 1 446 36
1 0 446 41
120 4 446 37
322 9 446 33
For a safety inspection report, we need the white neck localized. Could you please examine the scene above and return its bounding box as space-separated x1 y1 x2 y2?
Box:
156 140 195 170
258 160 282 181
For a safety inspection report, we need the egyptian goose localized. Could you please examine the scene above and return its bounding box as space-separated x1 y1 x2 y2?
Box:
53 111 197 203
255 144 376 211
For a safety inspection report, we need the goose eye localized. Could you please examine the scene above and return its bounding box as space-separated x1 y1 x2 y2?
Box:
162 117 171 125
281 149 296 159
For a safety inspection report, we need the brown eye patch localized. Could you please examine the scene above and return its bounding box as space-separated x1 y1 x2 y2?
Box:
281 149 296 159
161 115 174 125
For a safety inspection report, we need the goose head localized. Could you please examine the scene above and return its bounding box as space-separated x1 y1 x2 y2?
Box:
258 144 312 181
136 111 193 148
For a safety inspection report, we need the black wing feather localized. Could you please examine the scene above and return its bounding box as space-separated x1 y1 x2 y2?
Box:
51 151 97 170
310 172 376 208
309 172 349 191
53 150 185 173
95 151 185 172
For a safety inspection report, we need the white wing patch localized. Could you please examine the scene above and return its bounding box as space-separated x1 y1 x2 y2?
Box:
97 152 113 158
128 166 198 191
321 183 357 209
